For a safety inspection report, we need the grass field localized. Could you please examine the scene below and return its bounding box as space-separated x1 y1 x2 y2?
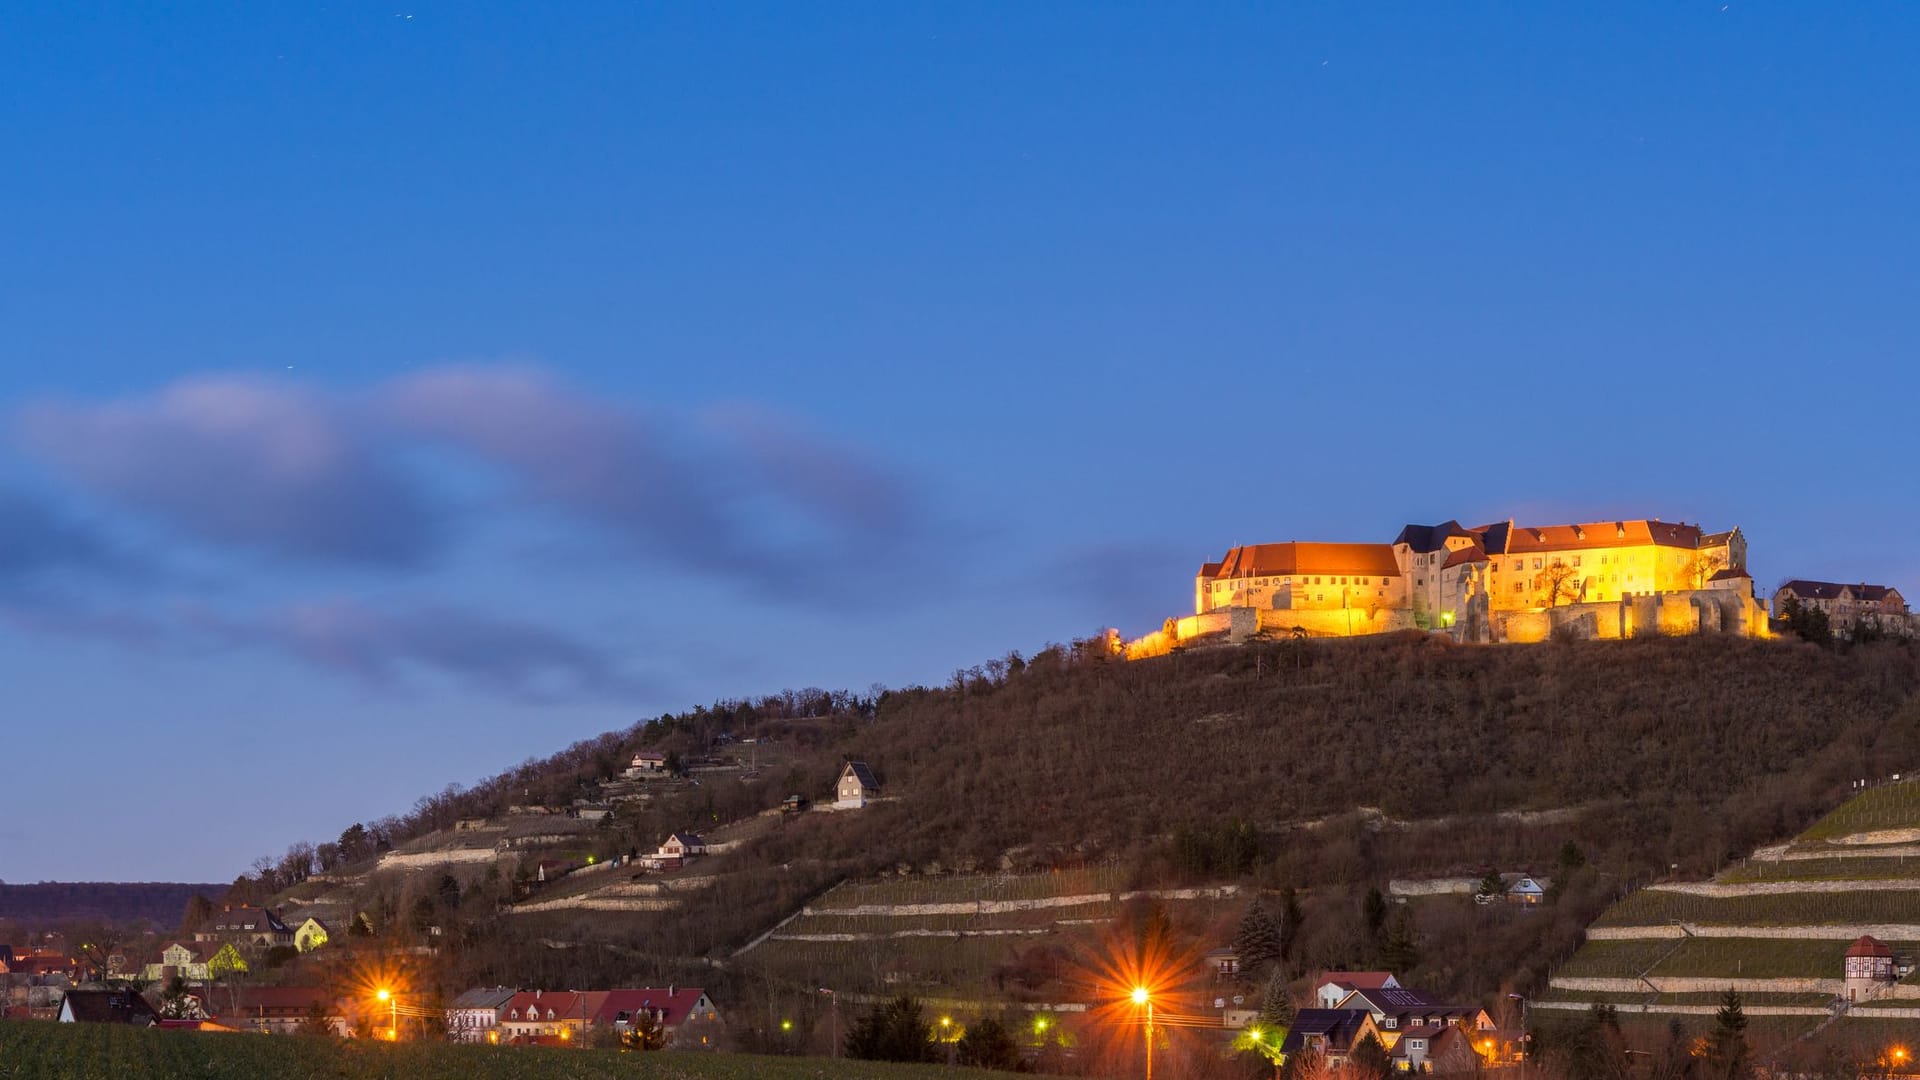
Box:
1722 856 1920 883
1553 938 1683 979
1799 782 1920 842
0 1020 1012 1080
1591 888 1920 927
807 868 1132 909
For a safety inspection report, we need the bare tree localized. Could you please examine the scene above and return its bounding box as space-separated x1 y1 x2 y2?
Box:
1536 561 1582 607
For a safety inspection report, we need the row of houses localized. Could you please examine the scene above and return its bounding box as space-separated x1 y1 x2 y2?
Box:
52 981 722 1048
447 986 721 1046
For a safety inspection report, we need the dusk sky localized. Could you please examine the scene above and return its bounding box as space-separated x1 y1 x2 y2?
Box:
3 5 1915 882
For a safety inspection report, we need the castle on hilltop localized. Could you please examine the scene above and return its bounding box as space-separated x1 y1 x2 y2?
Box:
1131 516 1770 655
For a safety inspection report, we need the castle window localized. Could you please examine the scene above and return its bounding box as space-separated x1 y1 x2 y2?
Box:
1514 583 1524 593
1533 558 1543 570
1512 561 1522 571
1571 556 1581 567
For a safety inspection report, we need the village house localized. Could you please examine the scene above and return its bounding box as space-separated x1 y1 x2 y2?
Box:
448 987 518 1043
1503 876 1549 906
624 752 668 777
58 988 160 1026
293 918 331 953
588 986 722 1047
1332 987 1495 1037
1773 580 1911 638
499 990 590 1043
1314 971 1401 1009
208 986 345 1036
836 761 881 809
1278 1009 1380 1065
195 905 294 951
1389 1022 1488 1073
142 942 209 983
659 832 708 859
1202 947 1241 980
1844 935 1898 1001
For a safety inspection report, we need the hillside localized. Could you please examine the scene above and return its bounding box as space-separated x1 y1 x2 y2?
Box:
257 634 1920 1050
1540 778 1920 1063
0 882 225 928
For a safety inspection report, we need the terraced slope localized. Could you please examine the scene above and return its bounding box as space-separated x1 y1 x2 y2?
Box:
1541 780 1920 1042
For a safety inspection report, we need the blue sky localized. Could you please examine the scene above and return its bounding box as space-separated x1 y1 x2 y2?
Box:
3 5 1915 882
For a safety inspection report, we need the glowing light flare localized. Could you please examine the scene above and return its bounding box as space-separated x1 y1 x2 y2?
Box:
1131 987 1150 1005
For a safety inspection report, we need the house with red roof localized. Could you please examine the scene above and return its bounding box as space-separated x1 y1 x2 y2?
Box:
589 986 721 1047
1844 935 1898 1001
499 990 590 1042
1314 971 1400 1009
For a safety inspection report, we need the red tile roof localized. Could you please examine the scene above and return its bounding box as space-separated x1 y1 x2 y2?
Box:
1202 542 1401 580
590 987 713 1029
1847 935 1893 959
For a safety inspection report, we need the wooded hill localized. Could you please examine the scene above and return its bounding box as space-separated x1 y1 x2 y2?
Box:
259 634 1920 1022
0 882 227 928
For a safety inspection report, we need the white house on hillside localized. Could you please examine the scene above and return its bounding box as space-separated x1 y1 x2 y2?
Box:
837 761 880 809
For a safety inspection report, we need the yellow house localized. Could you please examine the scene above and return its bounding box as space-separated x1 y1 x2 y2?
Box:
293 918 331 953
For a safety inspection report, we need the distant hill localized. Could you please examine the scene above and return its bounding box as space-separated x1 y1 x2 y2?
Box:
266 633 1920 1021
0 882 226 928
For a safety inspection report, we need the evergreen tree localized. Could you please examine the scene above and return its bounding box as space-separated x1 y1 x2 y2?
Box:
956 1016 1022 1071
1257 969 1295 1030
297 999 334 1038
1235 899 1283 975
1363 886 1388 938
1477 870 1505 898
1556 841 1587 874
1350 1032 1393 1080
845 995 937 1063
1381 908 1420 975
1279 887 1304 968
1703 989 1748 1080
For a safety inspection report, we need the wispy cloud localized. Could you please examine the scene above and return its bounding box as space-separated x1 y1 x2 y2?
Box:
16 365 929 598
208 599 660 702
0 488 132 583
17 377 443 567
1 364 949 700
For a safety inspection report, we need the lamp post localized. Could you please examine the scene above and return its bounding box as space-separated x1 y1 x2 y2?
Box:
376 988 396 1041
940 1015 955 1066
1132 987 1153 1080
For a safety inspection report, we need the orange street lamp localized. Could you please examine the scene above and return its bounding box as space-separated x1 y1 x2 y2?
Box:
1132 987 1154 1080
376 988 396 1040
1891 1046 1911 1071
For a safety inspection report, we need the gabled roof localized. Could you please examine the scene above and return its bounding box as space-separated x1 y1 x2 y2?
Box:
1393 521 1475 554
502 991 587 1022
1278 1009 1372 1055
451 987 519 1011
842 761 880 790
590 987 712 1028
1708 568 1749 581
212 986 338 1015
1204 542 1403 580
665 831 706 847
1848 935 1894 959
1492 520 1703 555
1441 543 1489 569
1340 987 1467 1013
61 989 160 1025
1317 971 1398 991
1778 581 1905 603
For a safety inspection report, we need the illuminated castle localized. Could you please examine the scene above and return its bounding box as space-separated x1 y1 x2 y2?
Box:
1134 517 1767 655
